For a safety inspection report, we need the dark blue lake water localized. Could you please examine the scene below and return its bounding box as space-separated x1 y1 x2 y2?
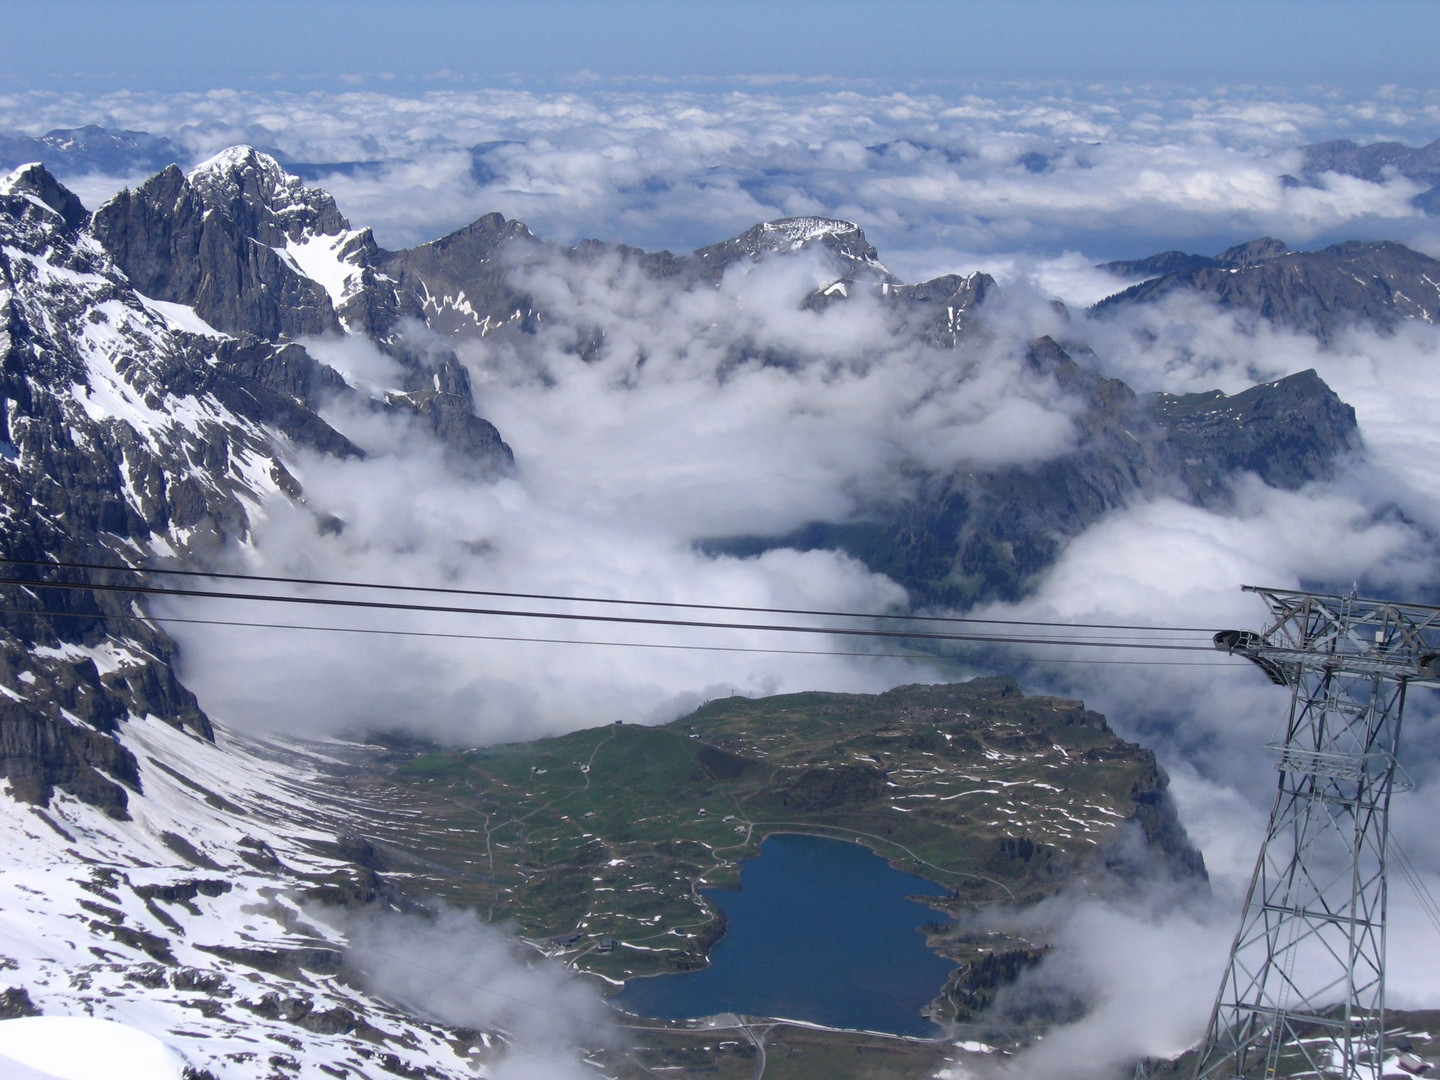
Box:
612 832 954 1037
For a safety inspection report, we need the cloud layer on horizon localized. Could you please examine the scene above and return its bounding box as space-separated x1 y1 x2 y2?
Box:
4 81 1439 286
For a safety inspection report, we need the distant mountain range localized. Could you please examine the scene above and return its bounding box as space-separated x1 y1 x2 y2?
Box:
8 122 1440 215
1290 135 1440 213
0 124 182 176
1095 236 1440 341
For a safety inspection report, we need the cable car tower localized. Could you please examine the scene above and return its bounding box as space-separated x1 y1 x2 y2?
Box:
1194 586 1440 1080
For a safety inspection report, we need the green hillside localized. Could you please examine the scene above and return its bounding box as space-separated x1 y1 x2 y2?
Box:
336 677 1200 1025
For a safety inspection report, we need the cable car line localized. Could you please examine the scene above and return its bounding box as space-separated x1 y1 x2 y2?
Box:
0 575 1217 653
5 604 1239 668
0 556 1221 636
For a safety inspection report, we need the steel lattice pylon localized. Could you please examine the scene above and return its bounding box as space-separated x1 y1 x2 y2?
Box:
1193 586 1440 1080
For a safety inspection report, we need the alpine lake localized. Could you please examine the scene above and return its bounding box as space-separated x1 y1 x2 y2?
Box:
613 831 955 1037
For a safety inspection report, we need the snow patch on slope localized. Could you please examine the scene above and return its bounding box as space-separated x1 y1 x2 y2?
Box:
0 715 479 1079
762 217 862 246
0 1016 185 1080
0 162 46 195
279 230 367 313
135 293 227 339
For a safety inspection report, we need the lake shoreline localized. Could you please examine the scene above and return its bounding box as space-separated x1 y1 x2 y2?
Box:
610 832 957 1039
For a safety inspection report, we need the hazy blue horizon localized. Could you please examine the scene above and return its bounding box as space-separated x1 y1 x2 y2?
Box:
5 0 1439 94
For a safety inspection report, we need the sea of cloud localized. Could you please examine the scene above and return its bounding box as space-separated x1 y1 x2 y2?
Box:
162 246 1076 745
32 79 1440 1076
4 80 1440 274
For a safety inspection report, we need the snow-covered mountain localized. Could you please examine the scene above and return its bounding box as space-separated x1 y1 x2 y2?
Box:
0 716 522 1078
0 159 557 1077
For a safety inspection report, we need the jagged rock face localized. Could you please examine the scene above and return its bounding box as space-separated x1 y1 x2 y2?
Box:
382 344 515 469
0 166 363 814
883 270 997 347
1 162 89 230
371 210 542 339
0 158 523 813
92 150 346 340
1153 368 1359 498
0 164 377 813
91 149 515 469
1095 237 1440 340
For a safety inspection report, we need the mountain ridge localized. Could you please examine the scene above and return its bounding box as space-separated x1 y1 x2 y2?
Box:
77 149 1373 607
1094 236 1440 341
1291 134 1440 213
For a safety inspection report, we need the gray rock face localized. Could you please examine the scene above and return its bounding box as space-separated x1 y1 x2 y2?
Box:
0 159 528 812
0 166 382 813
1 162 90 230
90 149 515 473
371 211 542 339
882 271 997 347
381 344 515 471
92 151 344 341
1153 368 1358 498
1094 237 1440 341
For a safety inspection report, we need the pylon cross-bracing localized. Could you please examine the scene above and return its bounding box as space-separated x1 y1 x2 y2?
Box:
1192 586 1440 1080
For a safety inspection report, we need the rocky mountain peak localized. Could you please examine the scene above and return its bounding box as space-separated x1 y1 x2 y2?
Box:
691 215 894 283
0 161 88 231
93 150 347 339
188 143 286 183
186 144 349 244
1215 236 1289 267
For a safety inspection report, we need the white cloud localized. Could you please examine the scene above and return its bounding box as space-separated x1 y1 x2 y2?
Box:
986 884 1235 1080
326 905 615 1080
471 246 1080 537
162 246 1093 746
6 82 1440 270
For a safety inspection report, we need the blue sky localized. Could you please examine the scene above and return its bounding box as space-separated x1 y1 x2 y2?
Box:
5 0 1438 92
